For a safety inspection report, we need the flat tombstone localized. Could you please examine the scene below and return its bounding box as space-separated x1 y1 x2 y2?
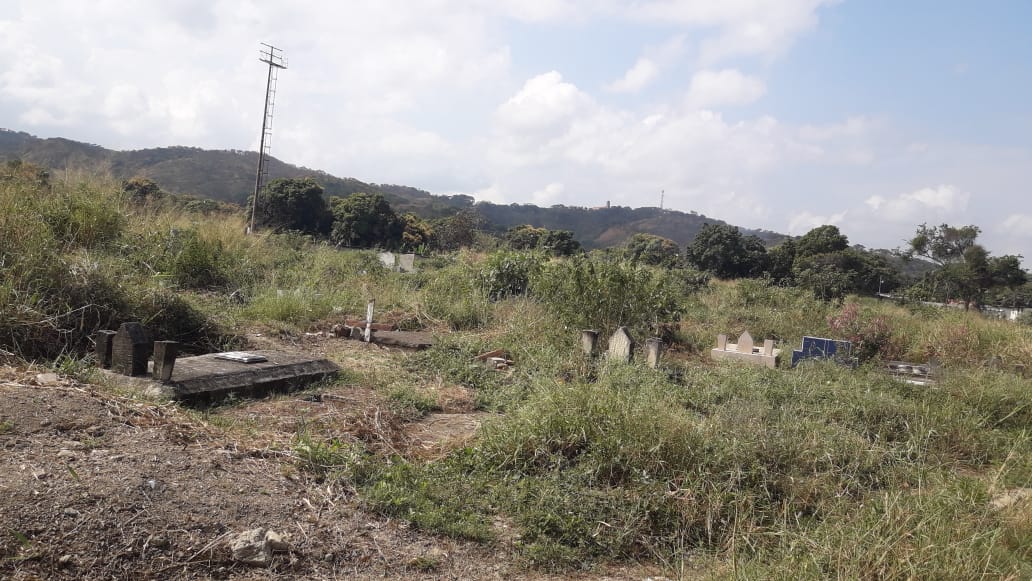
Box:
580 330 599 357
737 331 754 354
645 337 664 369
607 326 635 364
95 330 116 368
111 322 151 377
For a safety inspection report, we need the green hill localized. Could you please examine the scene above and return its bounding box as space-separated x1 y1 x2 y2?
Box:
0 128 785 248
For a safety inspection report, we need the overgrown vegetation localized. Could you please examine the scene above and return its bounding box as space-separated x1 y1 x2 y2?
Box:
2 165 1031 578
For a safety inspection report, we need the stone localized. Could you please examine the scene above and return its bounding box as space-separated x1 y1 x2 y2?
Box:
763 339 774 356
57 449 76 459
645 337 664 368
737 331 754 354
228 528 289 565
710 330 780 369
397 253 416 273
229 528 272 566
580 330 599 357
111 323 151 377
34 373 60 386
607 327 634 364
95 330 116 368
378 252 396 269
153 341 179 382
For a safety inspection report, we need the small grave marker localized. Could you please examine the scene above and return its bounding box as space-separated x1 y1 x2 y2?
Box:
397 253 416 273
95 330 116 369
153 341 179 382
607 327 635 364
645 337 664 369
111 322 151 377
580 330 599 357
790 336 857 368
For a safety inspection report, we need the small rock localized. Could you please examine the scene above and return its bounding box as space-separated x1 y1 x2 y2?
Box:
35 373 60 386
63 508 80 518
990 488 1032 511
265 530 290 552
39 418 51 427
57 449 76 459
228 528 272 566
58 554 74 566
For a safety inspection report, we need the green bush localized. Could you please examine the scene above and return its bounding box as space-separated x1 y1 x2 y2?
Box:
530 257 685 338
477 250 545 300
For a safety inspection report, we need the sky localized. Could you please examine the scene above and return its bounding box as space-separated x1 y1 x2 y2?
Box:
1 0 1030 259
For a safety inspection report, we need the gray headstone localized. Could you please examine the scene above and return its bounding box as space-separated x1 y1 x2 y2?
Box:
580 330 599 357
397 253 416 273
716 334 727 350
607 326 635 364
645 337 664 368
111 323 151 377
737 331 754 354
762 339 774 357
153 341 179 382
95 330 116 368
378 252 396 269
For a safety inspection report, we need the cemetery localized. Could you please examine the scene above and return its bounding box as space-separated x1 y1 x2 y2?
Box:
1 168 1030 580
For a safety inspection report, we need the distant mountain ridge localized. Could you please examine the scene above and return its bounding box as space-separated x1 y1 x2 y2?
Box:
0 128 787 248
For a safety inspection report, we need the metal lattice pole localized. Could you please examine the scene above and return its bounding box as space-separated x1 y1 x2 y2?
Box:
249 43 287 234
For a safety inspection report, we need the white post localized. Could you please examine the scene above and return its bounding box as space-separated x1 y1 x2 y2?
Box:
364 300 374 342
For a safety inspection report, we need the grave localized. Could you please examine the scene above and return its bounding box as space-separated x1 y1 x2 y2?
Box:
145 350 339 403
580 330 599 357
645 337 664 369
710 331 779 369
607 327 635 364
111 322 152 376
885 359 940 386
791 336 858 368
397 253 417 273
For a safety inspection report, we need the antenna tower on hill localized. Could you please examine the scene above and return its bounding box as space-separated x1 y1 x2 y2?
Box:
249 43 288 234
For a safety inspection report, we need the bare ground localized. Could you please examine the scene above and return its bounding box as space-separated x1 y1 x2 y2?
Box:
0 335 664 580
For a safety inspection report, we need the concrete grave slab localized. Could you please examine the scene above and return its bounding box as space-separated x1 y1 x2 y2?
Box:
710 331 780 369
103 350 339 404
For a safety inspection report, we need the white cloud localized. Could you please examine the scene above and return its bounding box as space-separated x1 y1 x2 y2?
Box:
1001 214 1032 238
531 182 566 205
864 185 969 222
606 58 659 93
629 0 838 64
685 69 766 108
787 210 847 235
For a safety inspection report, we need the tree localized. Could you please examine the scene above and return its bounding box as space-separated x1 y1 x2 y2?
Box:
622 233 681 267
122 176 162 202
765 239 797 283
796 224 848 258
432 209 485 251
908 223 980 265
539 229 581 256
684 224 768 278
329 192 403 248
505 225 547 250
907 223 1026 308
504 225 581 256
252 177 329 234
400 212 434 252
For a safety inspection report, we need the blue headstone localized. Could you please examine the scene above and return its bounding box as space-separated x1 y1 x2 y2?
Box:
792 336 856 368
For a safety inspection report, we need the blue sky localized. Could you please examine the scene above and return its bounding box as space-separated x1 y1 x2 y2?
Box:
0 0 1029 259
